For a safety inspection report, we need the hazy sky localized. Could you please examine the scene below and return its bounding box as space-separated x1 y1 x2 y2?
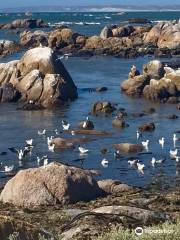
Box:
0 0 179 8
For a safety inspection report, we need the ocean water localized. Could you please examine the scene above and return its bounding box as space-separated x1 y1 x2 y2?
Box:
0 12 180 188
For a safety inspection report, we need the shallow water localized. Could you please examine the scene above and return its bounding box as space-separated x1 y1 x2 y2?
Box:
0 11 180 187
0 53 179 187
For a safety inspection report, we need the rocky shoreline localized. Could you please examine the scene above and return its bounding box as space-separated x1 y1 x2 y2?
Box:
121 60 180 103
0 18 180 58
0 162 179 240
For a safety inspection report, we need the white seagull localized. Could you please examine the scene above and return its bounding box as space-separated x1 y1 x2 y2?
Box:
62 120 70 130
47 136 54 146
26 139 34 146
170 149 178 159
48 144 55 152
4 165 14 172
173 134 178 147
128 159 138 166
37 155 48 165
71 131 75 136
38 129 46 136
8 147 31 160
142 140 149 149
101 158 109 168
175 156 180 162
159 137 165 148
43 158 49 166
151 157 165 167
78 146 89 154
136 131 142 140
137 162 145 173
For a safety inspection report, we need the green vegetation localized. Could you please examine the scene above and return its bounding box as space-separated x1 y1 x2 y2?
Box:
94 221 180 240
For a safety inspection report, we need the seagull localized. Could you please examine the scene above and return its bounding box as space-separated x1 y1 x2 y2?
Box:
71 131 75 136
128 159 138 166
151 157 165 167
159 137 165 148
78 146 89 154
48 144 55 152
37 155 48 165
4 165 14 172
82 117 90 129
38 129 46 136
62 120 70 130
8 147 31 160
136 131 142 140
175 156 180 162
101 158 109 168
137 162 145 173
54 129 59 135
170 149 178 159
142 140 149 149
47 136 54 146
114 150 121 159
173 134 178 147
43 158 48 166
26 139 34 146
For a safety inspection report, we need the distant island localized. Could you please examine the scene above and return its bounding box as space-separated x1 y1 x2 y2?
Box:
0 5 180 12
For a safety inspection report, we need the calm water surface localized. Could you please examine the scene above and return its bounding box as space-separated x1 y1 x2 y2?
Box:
0 53 179 187
0 11 179 187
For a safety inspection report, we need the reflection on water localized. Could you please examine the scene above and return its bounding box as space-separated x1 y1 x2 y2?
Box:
0 55 179 188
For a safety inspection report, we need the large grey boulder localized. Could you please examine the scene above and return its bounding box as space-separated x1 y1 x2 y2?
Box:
0 47 78 108
0 162 102 207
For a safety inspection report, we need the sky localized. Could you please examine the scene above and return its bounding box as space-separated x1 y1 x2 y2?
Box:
0 0 179 8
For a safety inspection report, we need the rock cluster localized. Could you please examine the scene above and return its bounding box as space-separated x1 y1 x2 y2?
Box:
0 19 48 29
0 47 78 108
18 20 180 58
121 60 180 103
0 40 20 57
0 162 136 207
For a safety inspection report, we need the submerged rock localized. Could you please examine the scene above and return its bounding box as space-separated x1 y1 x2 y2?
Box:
0 47 78 108
78 120 94 130
2 19 48 29
0 40 20 57
112 118 129 128
91 101 116 115
139 122 155 132
0 162 103 207
97 180 134 194
113 143 144 153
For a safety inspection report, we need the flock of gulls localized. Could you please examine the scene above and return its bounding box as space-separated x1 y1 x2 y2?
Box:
0 114 179 177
